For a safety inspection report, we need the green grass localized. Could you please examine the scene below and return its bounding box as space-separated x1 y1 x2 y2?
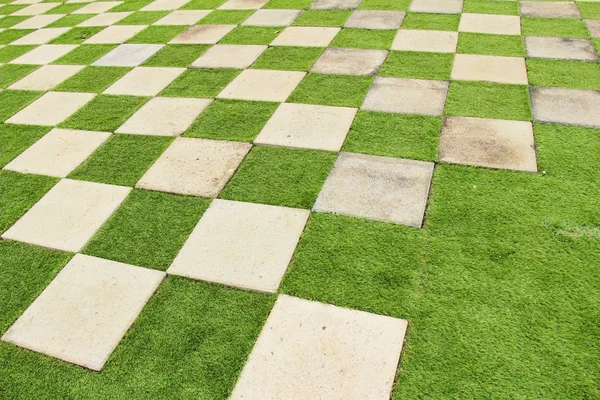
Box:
445 81 532 121
60 95 149 132
457 33 525 57
0 4 26 14
84 190 209 270
263 0 312 8
0 90 41 122
330 28 395 49
110 0 153 11
161 69 240 98
198 10 253 24
358 0 410 10
127 25 187 44
462 0 519 15
401 13 460 30
578 3 600 19
182 0 227 9
526 59 600 90
251 46 324 70
47 14 94 28
521 17 590 38
49 27 104 44
0 16 28 28
0 64 38 88
379 51 454 80
343 111 442 161
594 39 600 55
55 66 131 93
0 46 36 63
142 44 209 67
53 44 116 65
0 29 34 45
0 124 49 168
185 99 278 141
44 3 85 14
219 26 281 45
116 11 168 25
293 10 351 26
221 146 337 209
288 73 373 107
69 134 172 186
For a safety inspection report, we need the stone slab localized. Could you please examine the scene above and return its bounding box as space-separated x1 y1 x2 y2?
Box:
531 86 600 127
141 0 191 11
242 9 301 26
458 13 521 35
451 54 528 85
154 10 211 25
585 19 600 38
310 0 362 9
409 0 463 14
12 3 58 15
84 25 146 44
311 47 388 75
520 1 581 18
7 91 95 126
12 27 69 45
391 29 458 53
93 44 164 66
8 64 84 91
9 44 76 65
103 66 185 96
344 10 405 29
271 26 340 47
218 0 268 9
169 24 236 44
12 14 63 29
217 69 305 102
191 44 267 68
78 12 132 27
525 36 598 61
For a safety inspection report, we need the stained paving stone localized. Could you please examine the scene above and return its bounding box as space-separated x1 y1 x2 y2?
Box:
168 200 309 293
103 66 185 96
7 91 95 126
310 0 362 9
1 254 164 371
1 179 130 252
311 47 387 75
84 25 146 44
12 28 70 45
344 10 405 30
12 14 63 29
12 3 58 15
136 137 251 197
524 36 598 61
409 0 463 14
8 64 84 90
392 29 458 53
231 295 408 400
141 0 191 11
93 44 164 66
78 12 132 27
585 20 600 38
255 103 357 151
8 44 77 65
438 116 537 172
3 128 110 177
218 0 269 9
169 24 236 44
271 26 341 47
191 44 267 68
242 9 302 26
451 54 528 85
520 1 581 18
531 86 600 127
362 77 448 116
116 97 212 136
217 69 306 102
72 1 122 14
314 152 434 226
458 13 521 35
154 10 211 25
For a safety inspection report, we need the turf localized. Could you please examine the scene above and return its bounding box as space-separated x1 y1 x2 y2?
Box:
0 45 36 63
462 0 518 15
263 0 312 8
0 64 39 88
577 3 600 19
0 29 33 44
110 0 153 12
198 10 253 24
251 46 324 71
117 11 168 25
181 0 228 9
54 66 131 93
127 25 187 44
329 28 395 49
293 10 351 26
44 3 85 14
60 95 149 132
53 44 117 65
457 33 525 57
379 51 454 80
161 69 240 98
218 26 281 45
0 15 27 28
401 13 460 31
47 14 94 28
288 73 373 107
142 44 209 67
49 27 104 44
526 59 600 91
0 90 41 122
358 0 410 10
521 17 590 38
0 124 49 168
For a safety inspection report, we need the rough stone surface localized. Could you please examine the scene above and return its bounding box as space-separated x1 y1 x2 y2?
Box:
311 47 388 75
271 26 340 47
392 29 458 53
344 10 405 29
9 44 76 65
168 200 309 293
525 36 598 61
217 69 305 101
78 12 132 27
3 128 110 177
141 0 190 11
93 44 164 66
458 13 521 35
255 103 357 151
242 9 301 26
218 0 268 9
12 28 69 45
520 1 581 18
310 0 362 9
531 86 600 127
192 44 267 68
439 116 537 172
7 91 95 126
362 77 448 116
8 64 84 90
1 179 130 252
1 254 164 371
84 25 146 44
73 1 122 14
103 67 185 96
314 152 434 227
154 10 211 25
169 24 236 44
409 0 463 14
451 54 528 84
585 19 600 38
136 137 251 197
231 295 408 399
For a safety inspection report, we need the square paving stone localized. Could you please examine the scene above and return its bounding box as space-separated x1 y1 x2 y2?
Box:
13 3 58 16
438 116 537 172
524 36 598 61
9 44 77 64
103 66 185 95
530 86 600 127
311 47 387 75
12 14 63 29
410 0 463 14
6 91 95 126
2 179 130 251
520 1 581 18
1 254 164 371
93 43 163 66
242 9 301 26
231 295 408 400
168 199 309 293
169 24 236 44
344 10 405 30
154 10 211 25
3 128 110 177
141 0 191 11
116 97 212 136
586 19 600 38
218 69 305 101
78 12 132 27
8 64 84 90
314 152 434 226
458 13 521 35
12 27 69 45
451 54 528 84
271 26 340 47
136 137 251 197
392 29 458 53
255 102 357 151
310 0 361 9
73 1 122 14
84 25 146 44
362 76 448 116
218 0 269 9
191 44 266 68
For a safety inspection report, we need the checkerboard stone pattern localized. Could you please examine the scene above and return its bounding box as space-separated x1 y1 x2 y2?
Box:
1 0 599 395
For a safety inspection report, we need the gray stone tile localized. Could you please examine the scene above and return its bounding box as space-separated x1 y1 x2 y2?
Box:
344 10 405 29
103 67 185 96
451 54 528 84
242 9 301 26
531 86 600 127
271 26 340 47
93 44 164 66
525 36 598 61
310 0 361 9
311 47 388 75
217 69 305 102
169 24 236 44
586 19 600 38
392 29 458 53
191 44 266 68
520 1 581 18
458 13 521 35
7 91 95 126
409 0 463 14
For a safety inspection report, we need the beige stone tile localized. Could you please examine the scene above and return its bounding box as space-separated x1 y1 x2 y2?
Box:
12 14 63 29
311 47 388 75
231 295 408 400
525 36 598 61
84 25 146 44
392 29 458 53
586 19 600 38
3 128 110 177
78 12 132 27
192 44 266 68
242 9 301 26
531 86 600 127
217 69 305 102
8 64 84 91
153 10 211 25
520 1 581 18
7 92 95 126
12 3 58 15
255 103 357 151
116 97 212 136
103 66 185 96
12 28 70 45
362 77 448 116
218 0 268 9
169 24 236 44
439 116 537 172
136 137 251 197
271 26 340 47
1 254 164 371
310 0 361 9
141 0 191 11
72 1 122 14
409 0 463 14
92 44 163 66
2 179 130 252
9 44 76 65
451 54 528 84
168 200 309 293
344 10 405 29
458 13 521 35
314 152 434 226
